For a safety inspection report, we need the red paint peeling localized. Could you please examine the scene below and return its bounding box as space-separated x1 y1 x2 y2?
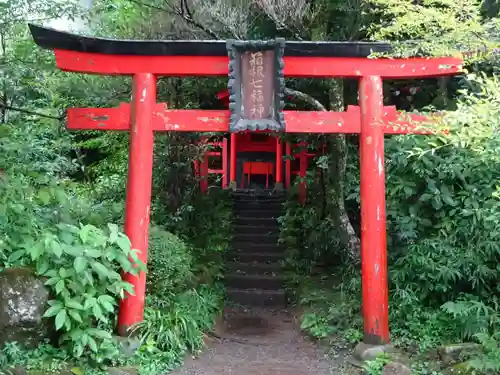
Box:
117 73 156 336
54 49 462 77
359 76 389 345
68 104 439 135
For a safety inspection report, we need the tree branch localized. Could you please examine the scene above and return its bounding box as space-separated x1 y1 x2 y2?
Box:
0 103 64 120
175 0 220 39
127 0 221 39
284 88 326 111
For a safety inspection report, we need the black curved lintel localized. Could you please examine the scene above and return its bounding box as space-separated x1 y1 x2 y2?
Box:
28 24 392 57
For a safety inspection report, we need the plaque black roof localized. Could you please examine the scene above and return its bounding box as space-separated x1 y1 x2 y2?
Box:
29 24 392 57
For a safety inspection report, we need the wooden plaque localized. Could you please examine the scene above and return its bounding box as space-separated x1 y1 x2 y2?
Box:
227 39 285 132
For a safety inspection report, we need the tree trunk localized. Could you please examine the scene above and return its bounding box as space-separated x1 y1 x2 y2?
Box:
285 84 361 265
328 79 361 265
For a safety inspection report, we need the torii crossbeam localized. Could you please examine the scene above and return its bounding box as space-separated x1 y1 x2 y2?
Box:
28 24 462 346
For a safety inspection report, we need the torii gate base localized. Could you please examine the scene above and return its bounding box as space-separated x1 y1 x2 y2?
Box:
29 24 462 352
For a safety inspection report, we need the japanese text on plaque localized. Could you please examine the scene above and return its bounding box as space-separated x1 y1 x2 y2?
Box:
248 51 265 118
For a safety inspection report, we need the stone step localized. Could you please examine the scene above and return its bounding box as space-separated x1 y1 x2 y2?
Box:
230 252 283 264
228 261 282 276
232 242 285 254
233 201 284 210
232 225 280 235
232 233 280 244
232 189 285 196
234 217 279 226
226 273 284 290
232 194 285 203
226 288 287 307
234 210 283 219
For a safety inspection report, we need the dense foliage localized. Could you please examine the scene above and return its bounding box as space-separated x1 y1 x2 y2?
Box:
279 2 500 374
0 0 230 373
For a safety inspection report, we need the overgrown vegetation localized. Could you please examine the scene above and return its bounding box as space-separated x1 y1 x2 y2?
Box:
279 2 500 375
0 0 230 373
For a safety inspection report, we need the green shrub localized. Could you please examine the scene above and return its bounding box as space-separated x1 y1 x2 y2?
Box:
147 226 193 297
131 285 223 374
36 223 142 360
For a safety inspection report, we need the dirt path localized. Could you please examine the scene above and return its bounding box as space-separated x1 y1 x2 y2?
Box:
170 307 338 375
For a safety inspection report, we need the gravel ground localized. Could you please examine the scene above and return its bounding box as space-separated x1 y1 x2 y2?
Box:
169 307 342 375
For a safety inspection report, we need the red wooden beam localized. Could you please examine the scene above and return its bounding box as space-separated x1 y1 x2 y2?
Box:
285 106 439 134
55 50 462 78
68 104 439 134
68 103 229 132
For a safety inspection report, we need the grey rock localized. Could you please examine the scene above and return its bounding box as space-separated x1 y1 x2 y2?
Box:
112 335 142 358
0 268 51 348
381 362 412 375
352 342 395 362
0 365 27 375
438 343 482 365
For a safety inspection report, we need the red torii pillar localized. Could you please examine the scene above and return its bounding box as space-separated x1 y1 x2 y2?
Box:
118 74 156 335
359 76 388 342
275 137 283 190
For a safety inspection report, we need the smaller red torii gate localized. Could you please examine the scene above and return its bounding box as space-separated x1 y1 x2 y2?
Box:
29 24 462 346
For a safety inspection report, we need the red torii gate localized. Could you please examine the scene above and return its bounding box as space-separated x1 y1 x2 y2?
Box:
28 24 462 346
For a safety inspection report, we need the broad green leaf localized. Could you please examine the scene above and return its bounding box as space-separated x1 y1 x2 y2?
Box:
51 240 63 258
74 256 87 273
92 261 110 279
43 303 63 318
55 279 65 294
44 270 58 278
59 231 75 245
54 188 67 204
92 303 105 322
55 309 68 331
85 249 102 258
81 333 89 346
122 282 135 296
59 267 73 278
97 295 116 306
87 336 98 353
79 226 91 244
45 277 60 286
440 185 457 206
64 245 83 257
88 328 112 339
98 294 115 313
116 234 131 253
65 299 84 310
36 259 50 275
30 243 45 261
108 223 119 243
38 189 51 205
8 250 26 263
83 297 96 310
68 309 83 323
73 344 84 358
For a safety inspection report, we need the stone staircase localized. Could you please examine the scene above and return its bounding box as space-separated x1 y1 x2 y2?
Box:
226 190 287 307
